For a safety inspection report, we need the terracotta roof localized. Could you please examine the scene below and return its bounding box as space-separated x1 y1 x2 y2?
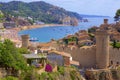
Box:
70 60 79 66
81 45 96 49
78 35 89 39
79 40 93 43
49 50 71 57
38 42 51 47
40 47 55 51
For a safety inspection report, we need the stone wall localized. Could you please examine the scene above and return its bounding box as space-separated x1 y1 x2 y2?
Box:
0 68 7 78
57 46 96 68
57 45 120 68
85 70 113 80
109 47 120 65
0 68 19 78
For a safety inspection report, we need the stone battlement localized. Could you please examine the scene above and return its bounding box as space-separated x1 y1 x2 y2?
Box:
21 35 29 39
96 30 109 35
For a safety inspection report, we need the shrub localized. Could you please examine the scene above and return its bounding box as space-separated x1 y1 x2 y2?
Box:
0 76 18 80
111 41 120 49
57 66 65 75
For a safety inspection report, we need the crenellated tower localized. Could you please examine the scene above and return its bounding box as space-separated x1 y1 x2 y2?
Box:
96 30 109 69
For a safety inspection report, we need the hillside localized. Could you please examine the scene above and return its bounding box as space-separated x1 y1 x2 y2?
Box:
0 1 82 24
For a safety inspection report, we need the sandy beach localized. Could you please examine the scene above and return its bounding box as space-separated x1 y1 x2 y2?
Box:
20 24 69 31
0 24 69 44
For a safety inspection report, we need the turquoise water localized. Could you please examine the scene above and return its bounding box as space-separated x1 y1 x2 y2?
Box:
18 17 115 42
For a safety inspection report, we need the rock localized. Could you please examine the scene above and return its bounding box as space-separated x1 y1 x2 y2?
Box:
85 69 114 80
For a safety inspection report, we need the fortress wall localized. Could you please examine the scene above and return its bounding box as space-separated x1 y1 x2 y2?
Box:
77 46 96 68
57 46 96 68
57 45 120 67
109 47 120 65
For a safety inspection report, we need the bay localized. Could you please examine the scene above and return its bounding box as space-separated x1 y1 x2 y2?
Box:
18 17 115 42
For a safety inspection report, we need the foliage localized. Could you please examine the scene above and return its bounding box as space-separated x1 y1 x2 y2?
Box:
88 27 96 33
0 10 4 22
39 72 59 80
0 39 27 70
68 37 77 42
0 76 18 80
70 70 78 80
113 40 117 48
19 66 36 80
17 47 30 54
0 1 81 23
57 66 65 75
111 40 120 49
63 38 68 45
115 9 120 21
63 37 78 45
39 72 48 80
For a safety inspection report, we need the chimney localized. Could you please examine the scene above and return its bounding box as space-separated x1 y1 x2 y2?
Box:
104 19 108 24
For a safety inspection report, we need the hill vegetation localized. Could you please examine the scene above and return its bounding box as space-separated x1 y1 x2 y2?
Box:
115 9 120 21
0 1 82 24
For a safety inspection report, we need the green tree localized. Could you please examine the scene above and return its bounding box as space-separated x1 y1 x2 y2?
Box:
0 10 4 22
115 9 120 21
0 39 27 70
88 28 96 33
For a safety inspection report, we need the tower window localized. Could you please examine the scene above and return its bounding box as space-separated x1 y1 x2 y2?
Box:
111 61 113 65
117 62 119 65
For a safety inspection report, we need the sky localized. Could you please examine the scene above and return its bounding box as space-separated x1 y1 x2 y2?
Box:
0 0 120 17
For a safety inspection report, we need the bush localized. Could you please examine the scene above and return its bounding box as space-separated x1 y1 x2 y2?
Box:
111 41 120 49
0 76 18 80
57 66 65 75
18 47 30 54
70 70 77 80
39 72 59 80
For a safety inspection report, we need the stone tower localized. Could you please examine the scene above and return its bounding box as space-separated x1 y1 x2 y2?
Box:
104 19 108 24
21 35 29 48
96 30 109 69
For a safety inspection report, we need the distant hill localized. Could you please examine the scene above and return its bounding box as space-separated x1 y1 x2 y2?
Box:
0 1 82 24
79 14 110 18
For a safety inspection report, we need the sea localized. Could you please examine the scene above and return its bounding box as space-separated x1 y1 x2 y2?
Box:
18 17 115 42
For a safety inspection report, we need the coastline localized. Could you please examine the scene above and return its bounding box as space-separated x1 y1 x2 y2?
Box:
1 24 70 44
19 24 70 31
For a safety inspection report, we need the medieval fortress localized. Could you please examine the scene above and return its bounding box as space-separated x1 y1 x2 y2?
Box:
55 24 120 69
21 19 120 70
